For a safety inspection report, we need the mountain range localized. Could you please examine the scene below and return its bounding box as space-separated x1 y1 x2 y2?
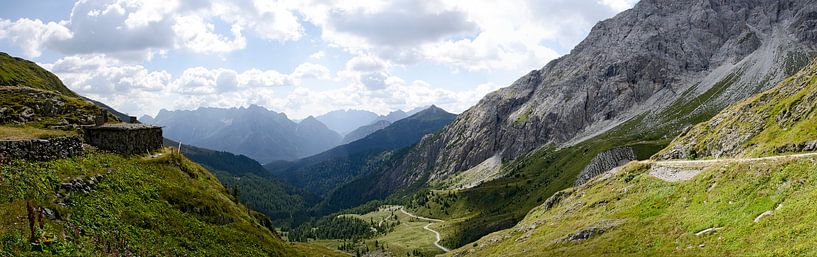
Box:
142 105 342 163
266 106 456 214
315 107 427 135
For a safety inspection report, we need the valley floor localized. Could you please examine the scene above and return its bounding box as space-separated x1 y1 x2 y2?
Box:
312 205 447 256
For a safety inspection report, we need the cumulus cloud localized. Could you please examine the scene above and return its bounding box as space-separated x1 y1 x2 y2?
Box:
0 0 303 60
0 18 72 57
4 0 638 119
44 52 496 119
296 0 632 71
47 54 171 94
326 0 477 46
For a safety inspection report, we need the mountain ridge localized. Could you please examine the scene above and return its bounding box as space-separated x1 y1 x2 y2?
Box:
381 0 817 192
146 105 341 163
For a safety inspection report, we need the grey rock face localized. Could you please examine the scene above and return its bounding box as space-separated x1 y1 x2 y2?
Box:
574 147 635 186
382 0 817 189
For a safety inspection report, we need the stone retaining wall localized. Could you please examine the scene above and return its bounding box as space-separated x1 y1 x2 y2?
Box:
574 147 636 186
0 136 83 163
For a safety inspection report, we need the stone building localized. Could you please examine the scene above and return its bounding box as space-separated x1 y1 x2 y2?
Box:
84 124 163 155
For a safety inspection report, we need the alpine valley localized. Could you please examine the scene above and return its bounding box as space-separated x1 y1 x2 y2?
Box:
2 0 817 256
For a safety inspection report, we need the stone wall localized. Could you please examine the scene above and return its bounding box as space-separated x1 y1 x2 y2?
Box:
84 124 163 155
574 147 635 186
0 136 83 163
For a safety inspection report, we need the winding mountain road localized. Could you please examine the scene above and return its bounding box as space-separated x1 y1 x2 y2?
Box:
399 207 450 252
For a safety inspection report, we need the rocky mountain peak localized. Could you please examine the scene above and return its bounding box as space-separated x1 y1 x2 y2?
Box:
380 0 817 189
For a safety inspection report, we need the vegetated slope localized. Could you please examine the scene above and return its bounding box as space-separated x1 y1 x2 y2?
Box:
448 58 817 257
267 106 455 197
385 0 817 191
165 138 320 226
656 59 817 159
0 52 76 96
147 105 341 163
0 52 116 127
449 157 817 256
0 148 339 256
0 53 339 256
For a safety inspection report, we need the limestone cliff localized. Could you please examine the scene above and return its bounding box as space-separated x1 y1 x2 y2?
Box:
381 0 817 189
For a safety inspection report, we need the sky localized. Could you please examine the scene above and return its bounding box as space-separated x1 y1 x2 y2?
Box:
0 0 637 119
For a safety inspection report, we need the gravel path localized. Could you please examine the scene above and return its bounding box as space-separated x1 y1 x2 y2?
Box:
398 207 450 252
649 152 817 182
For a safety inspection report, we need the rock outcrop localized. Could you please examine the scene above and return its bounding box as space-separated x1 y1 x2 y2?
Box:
574 147 635 186
380 0 817 189
0 87 98 126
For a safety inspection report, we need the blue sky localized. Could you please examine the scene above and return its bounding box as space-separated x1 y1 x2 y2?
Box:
0 0 636 119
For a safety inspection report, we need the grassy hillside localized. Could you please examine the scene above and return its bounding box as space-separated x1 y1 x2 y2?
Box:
0 52 75 96
657 59 817 159
0 52 117 127
0 147 340 256
448 157 817 256
166 139 321 226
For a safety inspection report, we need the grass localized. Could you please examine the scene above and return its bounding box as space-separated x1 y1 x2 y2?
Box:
0 52 76 96
320 206 444 256
0 147 340 256
0 125 76 140
448 156 817 256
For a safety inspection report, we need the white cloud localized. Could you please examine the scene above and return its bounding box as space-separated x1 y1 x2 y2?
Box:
45 52 494 119
600 0 639 12
7 0 638 119
213 0 304 42
0 0 304 60
291 62 331 80
48 54 170 94
0 18 72 57
308 50 325 60
172 14 246 54
295 0 633 71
